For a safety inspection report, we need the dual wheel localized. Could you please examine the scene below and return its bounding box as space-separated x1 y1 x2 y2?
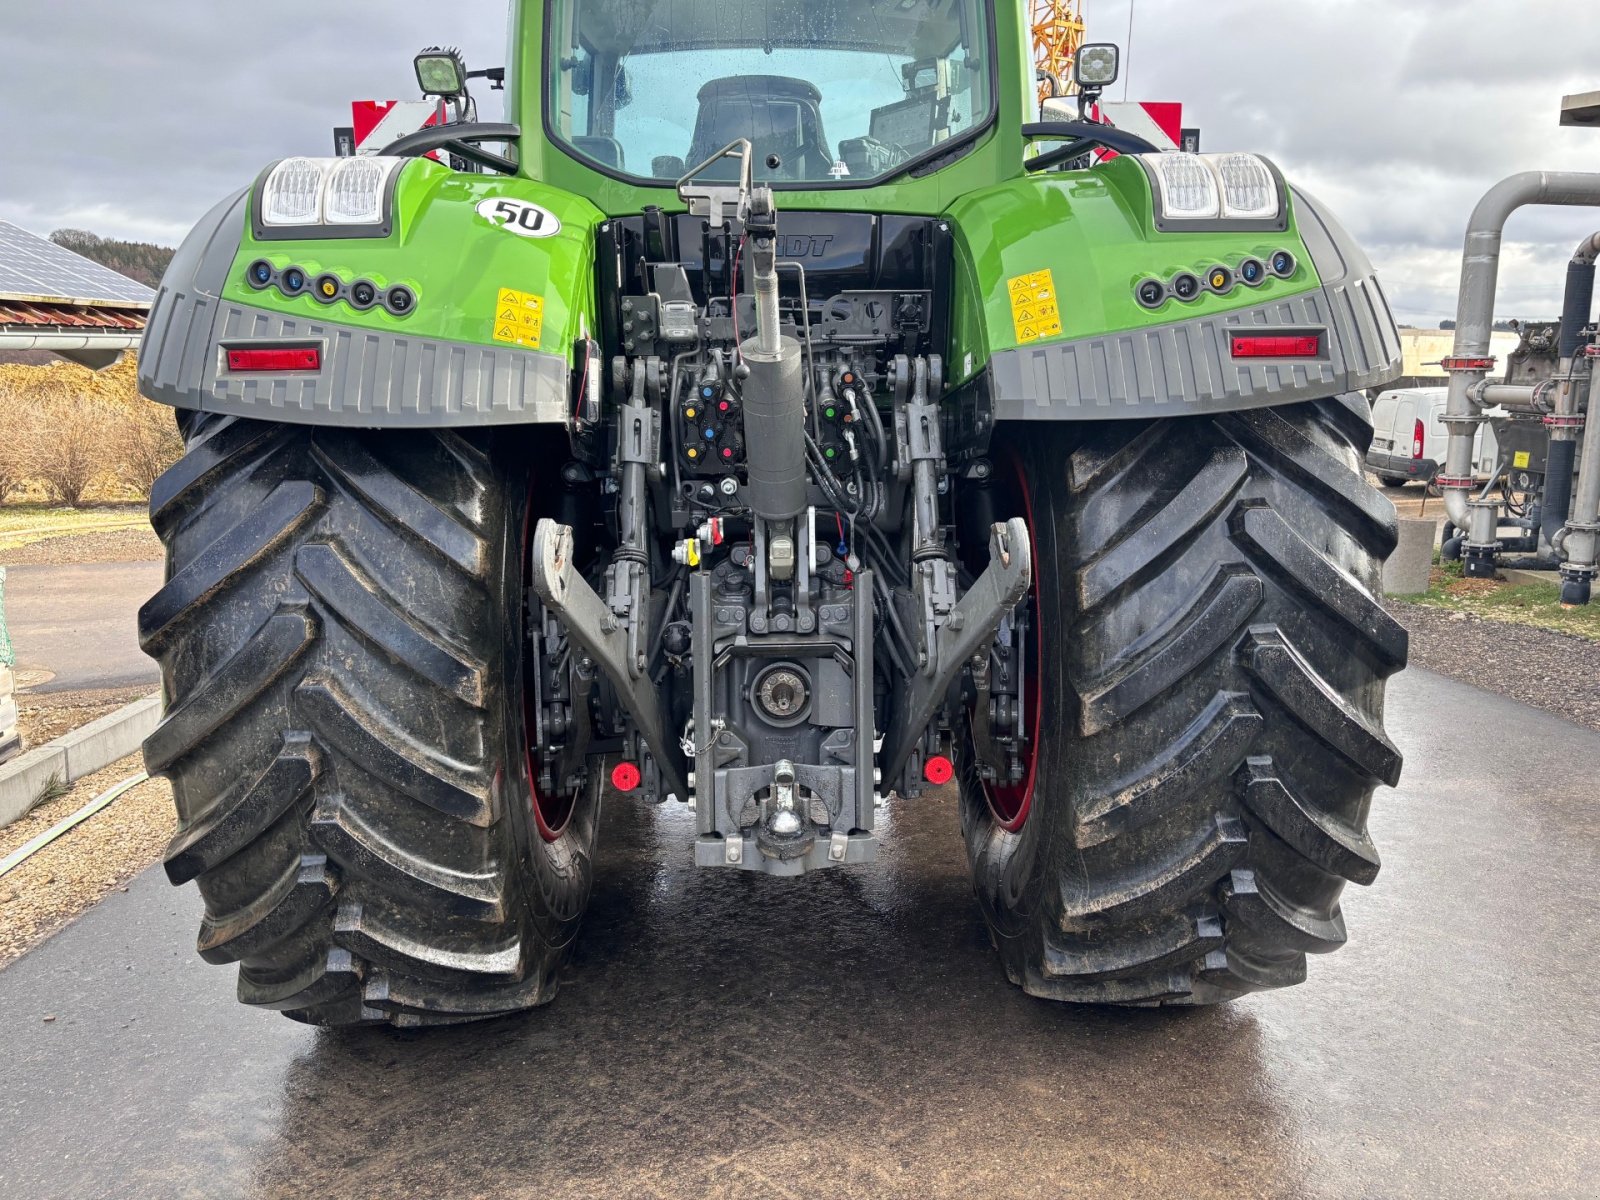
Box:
142 397 1404 1024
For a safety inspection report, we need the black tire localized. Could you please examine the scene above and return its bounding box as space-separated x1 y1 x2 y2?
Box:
961 396 1407 1005
1377 474 1409 488
139 416 599 1027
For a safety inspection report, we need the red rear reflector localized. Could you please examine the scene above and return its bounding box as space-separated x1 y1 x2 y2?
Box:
1230 334 1321 359
610 761 642 793
1412 418 1426 459
226 346 321 372
923 755 955 786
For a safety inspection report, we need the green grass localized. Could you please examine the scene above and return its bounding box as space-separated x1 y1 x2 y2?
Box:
1397 557 1600 641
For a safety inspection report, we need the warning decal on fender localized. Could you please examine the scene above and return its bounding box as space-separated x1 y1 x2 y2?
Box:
1008 270 1062 344
476 197 563 238
492 288 544 349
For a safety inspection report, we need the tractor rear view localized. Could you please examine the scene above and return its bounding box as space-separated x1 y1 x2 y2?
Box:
137 0 1406 1026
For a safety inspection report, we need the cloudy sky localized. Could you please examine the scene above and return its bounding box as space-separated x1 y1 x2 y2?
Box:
5 0 1598 325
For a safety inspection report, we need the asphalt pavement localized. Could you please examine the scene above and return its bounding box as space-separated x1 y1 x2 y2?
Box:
2 561 162 692
1 666 1596 1199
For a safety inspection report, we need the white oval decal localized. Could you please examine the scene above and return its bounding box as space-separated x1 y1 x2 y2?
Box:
476 197 562 238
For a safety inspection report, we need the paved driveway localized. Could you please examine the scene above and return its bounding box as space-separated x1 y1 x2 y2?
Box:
3 562 162 692
1 667 1596 1199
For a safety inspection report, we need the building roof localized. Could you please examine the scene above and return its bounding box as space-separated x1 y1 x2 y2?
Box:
0 219 155 308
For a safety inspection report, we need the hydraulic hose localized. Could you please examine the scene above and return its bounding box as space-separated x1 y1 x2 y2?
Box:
1559 248 1598 360
1541 439 1578 549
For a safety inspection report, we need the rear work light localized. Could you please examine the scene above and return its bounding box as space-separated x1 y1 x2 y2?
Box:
226 346 322 372
1412 418 1426 459
1229 334 1321 359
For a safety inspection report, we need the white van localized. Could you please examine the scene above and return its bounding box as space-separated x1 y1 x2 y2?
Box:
1366 387 1499 486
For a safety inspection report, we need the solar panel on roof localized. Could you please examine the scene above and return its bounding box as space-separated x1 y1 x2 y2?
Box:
0 220 155 307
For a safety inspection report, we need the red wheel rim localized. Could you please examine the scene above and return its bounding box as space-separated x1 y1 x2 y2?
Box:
523 480 574 842
981 451 1040 832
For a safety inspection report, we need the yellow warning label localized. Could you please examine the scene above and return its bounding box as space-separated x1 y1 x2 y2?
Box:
492 288 544 349
1514 450 1531 469
1008 270 1062 344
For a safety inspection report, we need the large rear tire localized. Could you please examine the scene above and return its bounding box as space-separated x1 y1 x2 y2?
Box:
961 396 1407 1005
140 416 599 1026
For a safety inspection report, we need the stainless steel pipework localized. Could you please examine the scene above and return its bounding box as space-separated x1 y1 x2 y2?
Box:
1438 175 1600 573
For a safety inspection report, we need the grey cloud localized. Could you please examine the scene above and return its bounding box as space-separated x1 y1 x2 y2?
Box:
5 0 1597 326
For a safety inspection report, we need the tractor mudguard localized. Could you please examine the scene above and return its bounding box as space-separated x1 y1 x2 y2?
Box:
139 159 601 427
944 155 1402 423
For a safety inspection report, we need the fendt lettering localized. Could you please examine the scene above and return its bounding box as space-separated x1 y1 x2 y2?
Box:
777 234 834 258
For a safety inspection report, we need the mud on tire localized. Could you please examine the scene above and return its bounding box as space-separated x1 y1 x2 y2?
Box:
961 396 1407 1005
140 416 599 1027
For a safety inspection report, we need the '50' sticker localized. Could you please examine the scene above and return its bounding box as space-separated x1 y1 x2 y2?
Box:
476 197 562 238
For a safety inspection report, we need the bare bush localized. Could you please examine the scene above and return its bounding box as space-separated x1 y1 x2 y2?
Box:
21 383 116 508
114 396 184 497
0 355 178 506
0 407 23 501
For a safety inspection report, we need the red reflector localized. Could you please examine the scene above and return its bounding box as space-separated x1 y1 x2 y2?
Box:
923 755 955 786
610 761 642 793
1412 418 1426 460
1440 356 1496 371
1230 334 1321 359
226 346 321 372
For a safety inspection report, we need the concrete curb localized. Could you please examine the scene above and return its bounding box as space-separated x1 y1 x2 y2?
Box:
0 694 160 829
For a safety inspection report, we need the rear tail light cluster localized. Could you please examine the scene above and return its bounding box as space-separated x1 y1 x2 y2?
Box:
1139 152 1285 224
1413 418 1426 459
258 155 403 232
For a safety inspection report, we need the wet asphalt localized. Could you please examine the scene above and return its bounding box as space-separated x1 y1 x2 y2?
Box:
1 666 1596 1200
3 562 162 692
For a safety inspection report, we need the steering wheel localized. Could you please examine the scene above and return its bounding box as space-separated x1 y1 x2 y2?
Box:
381 122 520 175
1021 120 1162 173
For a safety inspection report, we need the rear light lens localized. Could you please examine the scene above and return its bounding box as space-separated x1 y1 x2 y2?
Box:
322 156 404 226
260 158 330 226
1146 153 1221 220
1213 153 1280 219
257 155 403 236
1230 334 1321 359
1139 152 1283 224
1412 418 1425 459
226 346 321 372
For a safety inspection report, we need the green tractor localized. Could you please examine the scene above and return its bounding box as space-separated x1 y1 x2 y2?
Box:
138 0 1407 1026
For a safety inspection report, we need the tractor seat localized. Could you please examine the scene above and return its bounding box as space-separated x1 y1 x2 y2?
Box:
688 75 832 180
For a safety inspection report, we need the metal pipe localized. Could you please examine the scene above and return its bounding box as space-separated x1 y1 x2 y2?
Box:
0 332 141 351
1560 385 1600 599
1544 232 1600 576
1439 174 1600 561
1473 383 1541 407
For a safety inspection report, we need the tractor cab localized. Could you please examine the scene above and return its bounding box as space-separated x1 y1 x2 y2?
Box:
544 0 996 186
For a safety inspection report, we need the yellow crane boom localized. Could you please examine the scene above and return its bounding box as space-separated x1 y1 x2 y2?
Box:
1031 0 1086 104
